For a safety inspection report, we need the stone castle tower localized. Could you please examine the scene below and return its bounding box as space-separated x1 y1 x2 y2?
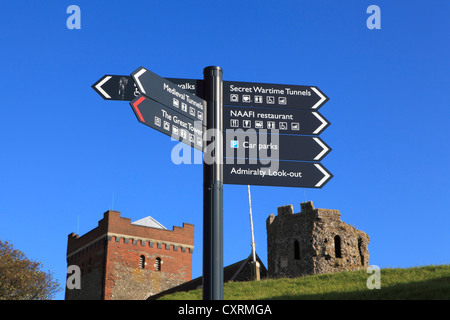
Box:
266 201 369 278
65 210 194 300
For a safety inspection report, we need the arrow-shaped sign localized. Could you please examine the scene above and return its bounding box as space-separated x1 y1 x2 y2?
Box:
224 131 331 162
92 75 202 101
131 67 206 124
223 80 328 110
130 95 205 151
223 106 330 135
223 161 333 188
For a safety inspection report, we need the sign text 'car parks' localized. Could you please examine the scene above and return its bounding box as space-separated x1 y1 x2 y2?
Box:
92 67 333 189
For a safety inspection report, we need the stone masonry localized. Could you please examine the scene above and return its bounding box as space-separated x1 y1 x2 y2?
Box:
266 201 369 278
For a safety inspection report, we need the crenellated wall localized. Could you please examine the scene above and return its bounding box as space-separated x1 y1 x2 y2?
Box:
65 210 194 300
267 201 369 278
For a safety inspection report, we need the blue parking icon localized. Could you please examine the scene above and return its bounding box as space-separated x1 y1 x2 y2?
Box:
231 140 239 148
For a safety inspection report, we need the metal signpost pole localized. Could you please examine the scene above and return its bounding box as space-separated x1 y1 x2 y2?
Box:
202 66 224 300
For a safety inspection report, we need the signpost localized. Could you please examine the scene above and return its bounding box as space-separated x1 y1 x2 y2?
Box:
92 74 201 101
223 161 332 189
224 106 330 135
130 95 205 151
223 80 328 110
224 132 331 162
131 67 206 124
92 65 332 300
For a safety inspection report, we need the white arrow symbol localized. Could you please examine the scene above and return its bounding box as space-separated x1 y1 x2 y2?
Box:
95 76 112 99
311 87 327 109
133 68 147 95
314 163 331 187
313 137 329 161
312 112 328 134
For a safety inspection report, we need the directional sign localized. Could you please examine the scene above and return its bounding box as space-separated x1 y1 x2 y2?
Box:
223 161 333 188
223 106 330 135
224 131 331 162
92 75 141 101
130 95 205 151
131 67 206 124
92 75 202 101
223 80 328 110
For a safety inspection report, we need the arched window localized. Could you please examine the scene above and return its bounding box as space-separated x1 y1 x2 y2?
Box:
334 235 342 258
294 240 300 260
155 257 161 271
139 255 145 269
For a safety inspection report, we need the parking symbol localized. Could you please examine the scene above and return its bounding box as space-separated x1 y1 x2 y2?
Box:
230 140 239 148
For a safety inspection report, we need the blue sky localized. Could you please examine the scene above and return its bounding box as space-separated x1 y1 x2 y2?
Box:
0 1 449 300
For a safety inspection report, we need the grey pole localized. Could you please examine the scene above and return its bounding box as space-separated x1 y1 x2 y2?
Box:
202 66 223 300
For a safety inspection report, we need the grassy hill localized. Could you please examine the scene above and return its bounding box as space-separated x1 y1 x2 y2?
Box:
158 265 449 300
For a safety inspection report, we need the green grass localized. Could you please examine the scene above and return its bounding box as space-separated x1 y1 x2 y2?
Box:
158 265 450 300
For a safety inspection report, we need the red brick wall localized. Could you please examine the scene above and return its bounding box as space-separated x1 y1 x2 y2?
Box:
66 210 194 300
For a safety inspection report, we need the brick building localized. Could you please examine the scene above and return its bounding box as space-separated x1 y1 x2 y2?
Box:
65 210 194 300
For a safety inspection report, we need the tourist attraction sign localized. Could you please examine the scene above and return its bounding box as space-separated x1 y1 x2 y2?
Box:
223 106 330 135
92 74 201 101
92 75 329 112
223 80 329 110
223 161 333 188
130 95 205 151
131 67 206 124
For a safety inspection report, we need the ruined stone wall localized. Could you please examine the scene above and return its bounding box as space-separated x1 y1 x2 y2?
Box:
266 201 369 278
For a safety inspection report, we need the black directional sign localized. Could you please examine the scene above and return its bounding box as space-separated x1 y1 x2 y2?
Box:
92 75 141 101
131 67 206 124
223 80 329 110
223 161 333 188
130 95 205 151
224 131 331 162
92 75 202 101
223 106 330 135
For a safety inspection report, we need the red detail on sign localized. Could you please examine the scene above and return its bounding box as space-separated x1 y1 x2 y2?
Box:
133 96 146 122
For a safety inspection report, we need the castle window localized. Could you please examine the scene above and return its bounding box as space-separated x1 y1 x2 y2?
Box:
139 255 145 269
294 240 300 260
334 235 342 258
155 257 161 271
358 238 364 266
